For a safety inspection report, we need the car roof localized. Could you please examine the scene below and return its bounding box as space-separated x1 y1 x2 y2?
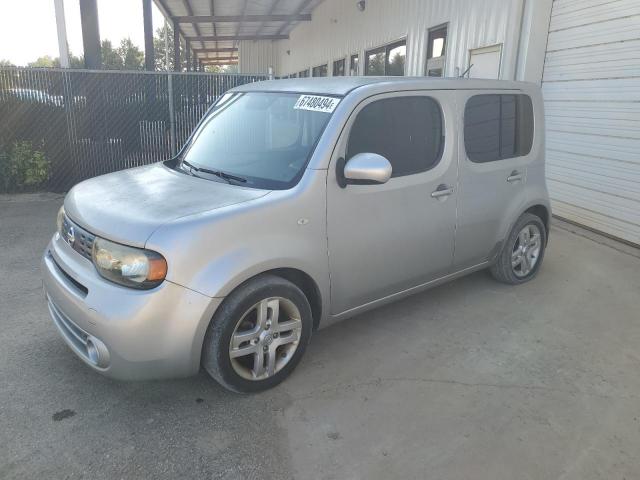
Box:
231 76 534 96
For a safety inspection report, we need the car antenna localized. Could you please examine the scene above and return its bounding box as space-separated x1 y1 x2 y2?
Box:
459 64 474 78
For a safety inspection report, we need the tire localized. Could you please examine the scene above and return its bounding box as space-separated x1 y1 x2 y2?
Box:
202 274 313 393
490 213 547 285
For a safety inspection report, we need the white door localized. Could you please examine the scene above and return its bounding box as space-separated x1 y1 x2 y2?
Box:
468 44 502 79
542 0 640 245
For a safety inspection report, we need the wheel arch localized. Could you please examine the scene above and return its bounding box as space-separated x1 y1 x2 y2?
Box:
195 266 324 374
264 267 323 331
211 266 324 331
523 204 550 240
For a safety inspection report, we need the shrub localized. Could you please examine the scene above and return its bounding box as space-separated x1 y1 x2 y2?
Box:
0 141 50 192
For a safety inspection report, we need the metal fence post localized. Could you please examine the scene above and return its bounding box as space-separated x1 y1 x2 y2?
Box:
168 72 176 155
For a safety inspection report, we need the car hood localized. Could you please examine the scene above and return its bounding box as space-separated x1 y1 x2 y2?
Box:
64 163 270 247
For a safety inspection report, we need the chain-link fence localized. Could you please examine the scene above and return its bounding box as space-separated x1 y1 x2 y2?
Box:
0 67 268 192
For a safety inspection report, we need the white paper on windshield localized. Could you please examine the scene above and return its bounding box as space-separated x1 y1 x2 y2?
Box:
294 95 340 113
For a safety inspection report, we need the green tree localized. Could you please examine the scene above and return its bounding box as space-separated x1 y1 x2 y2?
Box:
69 52 84 68
153 24 185 71
118 38 144 70
0 59 15 67
28 55 60 68
23 52 82 69
204 64 237 73
101 38 144 70
101 40 123 69
0 141 49 192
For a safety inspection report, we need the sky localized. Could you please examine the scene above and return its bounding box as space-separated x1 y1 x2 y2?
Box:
0 0 165 66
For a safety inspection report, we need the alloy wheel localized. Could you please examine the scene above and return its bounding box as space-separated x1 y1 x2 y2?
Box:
228 297 302 381
511 224 542 277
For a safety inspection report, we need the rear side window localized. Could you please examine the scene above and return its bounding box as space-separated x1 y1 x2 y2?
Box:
347 96 444 177
464 94 534 163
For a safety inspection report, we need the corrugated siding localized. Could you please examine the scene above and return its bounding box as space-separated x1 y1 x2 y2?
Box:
542 0 640 244
239 0 526 80
239 41 279 75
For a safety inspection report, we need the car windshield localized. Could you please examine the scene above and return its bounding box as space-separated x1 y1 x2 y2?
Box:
180 91 340 189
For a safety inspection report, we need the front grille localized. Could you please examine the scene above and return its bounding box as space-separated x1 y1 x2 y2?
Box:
60 214 95 261
48 253 89 296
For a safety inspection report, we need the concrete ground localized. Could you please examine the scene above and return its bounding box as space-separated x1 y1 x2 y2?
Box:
1 193 639 480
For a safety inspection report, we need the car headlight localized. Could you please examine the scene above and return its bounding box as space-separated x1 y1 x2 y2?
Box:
56 206 65 233
92 237 167 289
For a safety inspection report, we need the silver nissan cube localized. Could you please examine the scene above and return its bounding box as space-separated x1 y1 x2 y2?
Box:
42 77 550 393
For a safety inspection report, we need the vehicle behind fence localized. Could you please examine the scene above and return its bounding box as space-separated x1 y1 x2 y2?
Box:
0 68 268 192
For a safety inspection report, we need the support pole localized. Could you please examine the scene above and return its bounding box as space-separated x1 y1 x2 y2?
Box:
173 19 181 71
142 0 155 71
79 0 102 69
54 0 70 67
165 18 177 155
185 40 191 71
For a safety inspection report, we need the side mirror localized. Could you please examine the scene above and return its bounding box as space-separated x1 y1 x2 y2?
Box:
336 153 392 188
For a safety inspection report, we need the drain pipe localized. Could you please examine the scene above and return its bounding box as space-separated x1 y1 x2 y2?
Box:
514 0 527 80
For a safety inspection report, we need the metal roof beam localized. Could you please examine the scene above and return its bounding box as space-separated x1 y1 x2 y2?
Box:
186 34 288 41
181 0 205 57
199 56 239 61
231 0 249 62
192 47 238 53
208 0 218 56
174 14 311 23
276 0 314 35
255 0 283 38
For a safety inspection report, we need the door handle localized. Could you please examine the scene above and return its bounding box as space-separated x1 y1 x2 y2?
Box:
431 184 454 198
507 171 523 183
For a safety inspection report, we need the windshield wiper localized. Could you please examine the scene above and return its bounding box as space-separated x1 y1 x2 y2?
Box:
182 159 247 184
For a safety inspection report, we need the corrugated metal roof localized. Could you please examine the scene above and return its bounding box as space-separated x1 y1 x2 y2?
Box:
153 0 325 63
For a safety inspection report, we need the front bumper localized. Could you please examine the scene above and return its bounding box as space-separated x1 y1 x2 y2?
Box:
41 232 222 380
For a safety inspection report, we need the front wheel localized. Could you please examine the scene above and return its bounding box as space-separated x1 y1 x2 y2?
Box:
490 213 547 284
202 274 312 393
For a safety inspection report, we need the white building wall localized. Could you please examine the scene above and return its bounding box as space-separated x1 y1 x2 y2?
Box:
238 41 279 75
239 0 552 82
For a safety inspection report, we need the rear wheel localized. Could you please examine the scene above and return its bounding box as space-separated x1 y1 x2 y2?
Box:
202 274 312 393
490 213 546 284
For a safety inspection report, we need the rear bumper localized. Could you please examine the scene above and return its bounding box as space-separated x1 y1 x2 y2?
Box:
41 232 222 380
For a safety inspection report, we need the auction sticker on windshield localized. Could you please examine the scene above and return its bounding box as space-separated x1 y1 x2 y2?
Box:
294 95 340 113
